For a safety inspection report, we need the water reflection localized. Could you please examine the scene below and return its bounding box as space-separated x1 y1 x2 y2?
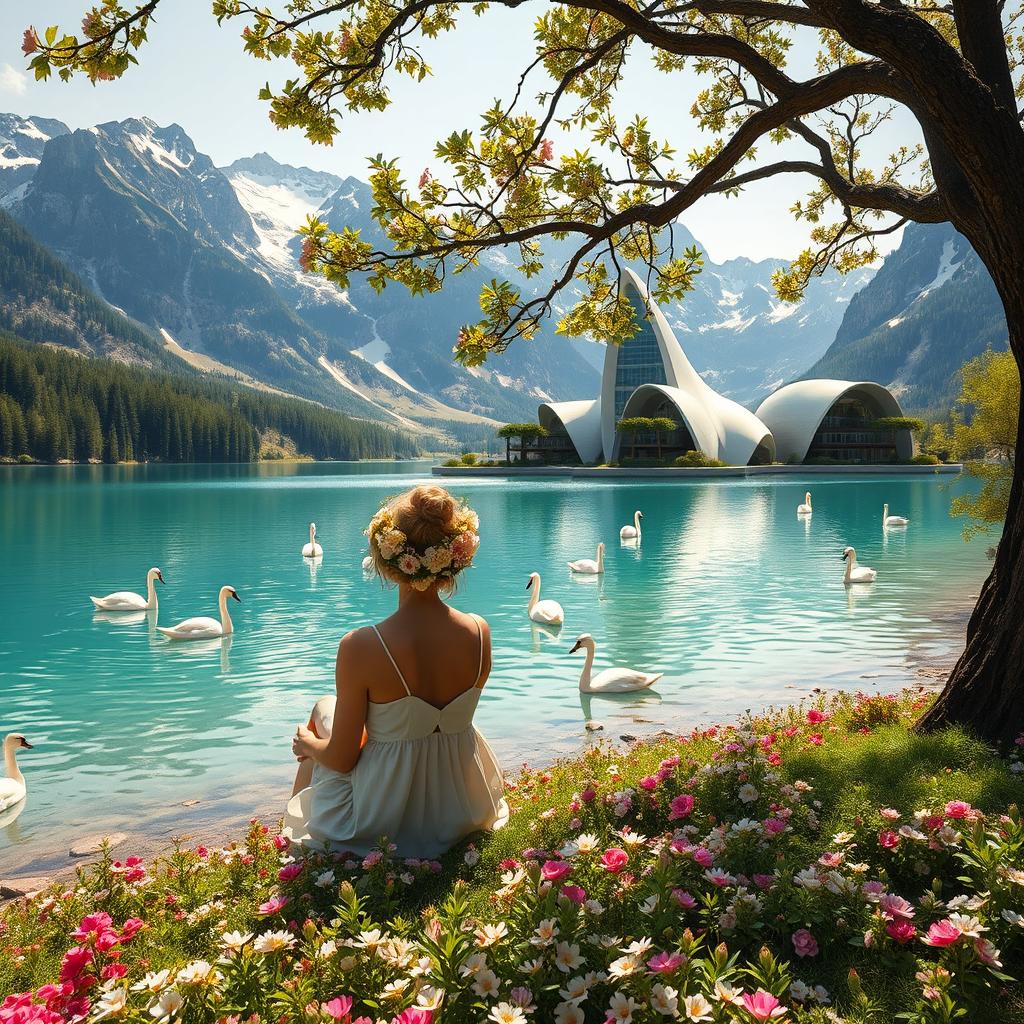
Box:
0 794 27 833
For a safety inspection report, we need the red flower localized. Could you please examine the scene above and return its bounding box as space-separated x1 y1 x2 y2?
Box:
921 920 961 947
878 830 900 849
806 709 827 724
58 946 93 985
540 860 572 882
600 848 628 873
886 920 917 944
944 800 972 820
560 885 586 904
278 863 304 882
668 794 694 820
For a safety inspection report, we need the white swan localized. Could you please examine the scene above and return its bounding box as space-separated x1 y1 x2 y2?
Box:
568 542 605 575
620 510 643 541
797 492 812 516
1 734 32 812
883 503 909 527
526 572 564 625
302 523 323 558
842 546 877 584
158 586 240 640
570 634 662 693
90 567 164 611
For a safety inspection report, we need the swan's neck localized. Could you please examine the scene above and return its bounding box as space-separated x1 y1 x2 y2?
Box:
883 506 889 520
596 546 604 571
633 512 642 536
310 525 316 545
219 593 234 635
4 744 23 785
844 557 855 581
146 575 158 610
578 644 596 692
528 577 540 612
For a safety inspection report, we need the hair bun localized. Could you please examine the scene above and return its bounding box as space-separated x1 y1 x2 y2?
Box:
409 485 456 527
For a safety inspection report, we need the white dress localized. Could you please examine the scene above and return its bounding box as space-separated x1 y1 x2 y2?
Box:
283 616 508 858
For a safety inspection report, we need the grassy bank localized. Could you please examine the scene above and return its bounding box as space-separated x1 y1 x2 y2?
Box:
2 691 1023 1023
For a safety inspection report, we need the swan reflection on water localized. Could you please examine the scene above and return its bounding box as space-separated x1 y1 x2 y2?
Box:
0 792 27 835
305 555 323 584
845 581 875 612
157 634 233 673
579 688 664 728
528 619 563 654
92 607 158 629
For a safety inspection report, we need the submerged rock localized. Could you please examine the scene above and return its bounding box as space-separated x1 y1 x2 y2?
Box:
0 876 52 898
69 832 128 858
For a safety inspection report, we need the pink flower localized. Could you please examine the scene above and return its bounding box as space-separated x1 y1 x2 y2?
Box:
879 894 915 920
22 27 38 55
974 938 1002 967
763 818 787 836
323 996 353 1020
668 794 695 820
299 235 316 273
258 895 290 916
807 733 823 745
391 1011 432 1024
944 800 972 820
692 846 713 868
581 787 597 803
418 168 431 189
921 920 961 947
278 863 303 882
806 709 827 724
647 951 685 974
878 830 900 849
195 845 209 858
273 834 291 851
638 775 658 791
886 920 917 944
879 808 900 821
73 912 113 940
58 946 93 984
600 848 628 873
450 532 479 567
753 874 775 890
671 888 697 909
791 928 819 958
741 989 787 1020
541 860 572 882
560 885 586 905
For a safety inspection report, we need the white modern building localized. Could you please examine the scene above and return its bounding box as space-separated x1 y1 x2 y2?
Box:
533 268 913 466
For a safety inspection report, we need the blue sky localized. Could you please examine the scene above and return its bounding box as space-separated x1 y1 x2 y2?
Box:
0 1 918 262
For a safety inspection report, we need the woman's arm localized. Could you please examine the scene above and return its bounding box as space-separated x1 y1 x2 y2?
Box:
292 631 369 773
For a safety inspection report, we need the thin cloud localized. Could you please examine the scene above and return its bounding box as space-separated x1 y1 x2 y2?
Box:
0 63 28 96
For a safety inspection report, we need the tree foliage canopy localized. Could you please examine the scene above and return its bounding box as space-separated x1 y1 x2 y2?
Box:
24 1 1024 367
496 422 549 441
946 349 1020 538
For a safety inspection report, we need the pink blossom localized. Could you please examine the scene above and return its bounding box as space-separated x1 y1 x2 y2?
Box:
791 928 819 957
763 818 787 836
692 846 713 868
278 863 304 882
974 938 1002 966
944 800 972 820
362 851 383 869
672 889 697 909
879 808 900 821
753 874 775 890
581 787 597 803
921 920 961 947
58 947 93 985
257 895 290 916
450 532 479 567
600 848 629 873
299 235 316 272
560 885 586 905
669 794 695 820
879 894 915 920
391 1011 432 1024
638 775 658 791
273 834 291 851
886 920 917 944
72 912 113 941
22 28 38 55
323 996 353 1020
878 830 900 849
418 168 431 189
741 989 787 1020
806 709 828 724
541 860 572 882
647 951 685 974
807 733 823 745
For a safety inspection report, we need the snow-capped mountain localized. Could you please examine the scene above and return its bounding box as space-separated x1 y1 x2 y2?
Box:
804 222 1008 413
0 113 68 204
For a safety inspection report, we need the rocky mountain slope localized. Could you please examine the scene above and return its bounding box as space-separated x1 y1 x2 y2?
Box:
0 113 68 202
804 222 1009 414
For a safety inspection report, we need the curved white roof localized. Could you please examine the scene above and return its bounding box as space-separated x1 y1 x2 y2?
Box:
755 379 911 462
606 270 774 465
538 398 603 464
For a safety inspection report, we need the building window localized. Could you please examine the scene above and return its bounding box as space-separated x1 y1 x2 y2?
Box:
806 396 897 464
614 291 668 419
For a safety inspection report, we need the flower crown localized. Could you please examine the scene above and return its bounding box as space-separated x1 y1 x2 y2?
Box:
365 498 480 591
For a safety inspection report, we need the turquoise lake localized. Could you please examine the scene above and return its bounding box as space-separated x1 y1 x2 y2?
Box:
0 462 992 867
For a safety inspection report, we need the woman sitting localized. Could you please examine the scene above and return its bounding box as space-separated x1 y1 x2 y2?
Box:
284 485 507 858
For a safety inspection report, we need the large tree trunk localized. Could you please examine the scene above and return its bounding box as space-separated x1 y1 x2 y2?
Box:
917 238 1024 744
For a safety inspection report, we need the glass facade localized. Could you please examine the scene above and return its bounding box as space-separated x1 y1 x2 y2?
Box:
806 398 897 463
614 292 668 420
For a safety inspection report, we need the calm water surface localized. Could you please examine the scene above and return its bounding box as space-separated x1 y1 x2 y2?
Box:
0 462 991 864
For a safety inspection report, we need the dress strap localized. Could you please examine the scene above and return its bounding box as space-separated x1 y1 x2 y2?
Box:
471 614 486 688
371 625 411 695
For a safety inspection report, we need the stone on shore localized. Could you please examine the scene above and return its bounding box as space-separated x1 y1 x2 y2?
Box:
0 876 52 898
69 832 128 858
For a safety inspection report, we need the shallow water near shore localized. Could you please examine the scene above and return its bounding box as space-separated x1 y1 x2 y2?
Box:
0 461 991 870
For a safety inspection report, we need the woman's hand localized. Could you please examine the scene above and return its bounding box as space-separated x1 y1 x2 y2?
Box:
292 725 321 762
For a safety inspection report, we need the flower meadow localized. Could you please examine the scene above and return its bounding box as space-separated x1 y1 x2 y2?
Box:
3 691 1024 1024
